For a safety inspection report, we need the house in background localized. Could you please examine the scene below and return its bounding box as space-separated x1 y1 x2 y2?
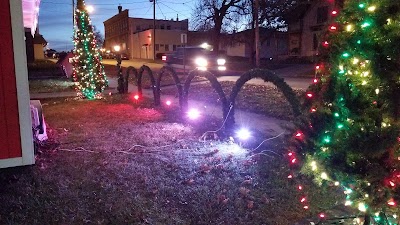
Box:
187 29 288 60
222 28 288 60
286 0 343 60
0 0 37 168
103 6 188 59
25 27 47 62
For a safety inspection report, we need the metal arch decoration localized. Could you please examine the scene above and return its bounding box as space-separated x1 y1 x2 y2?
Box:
157 66 184 108
123 66 138 94
227 68 302 128
183 69 230 120
138 65 159 105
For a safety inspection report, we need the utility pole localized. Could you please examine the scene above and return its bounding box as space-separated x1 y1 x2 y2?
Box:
255 0 260 68
150 0 156 60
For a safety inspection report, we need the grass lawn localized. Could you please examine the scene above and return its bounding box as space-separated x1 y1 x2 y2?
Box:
29 78 76 93
0 91 344 224
161 81 305 121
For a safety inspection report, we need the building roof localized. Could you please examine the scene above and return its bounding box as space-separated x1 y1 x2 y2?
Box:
33 34 47 45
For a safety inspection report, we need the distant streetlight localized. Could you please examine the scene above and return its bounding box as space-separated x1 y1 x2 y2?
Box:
86 5 94 13
113 45 121 52
114 45 123 93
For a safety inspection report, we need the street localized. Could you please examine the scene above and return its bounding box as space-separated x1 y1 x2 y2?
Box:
102 58 314 90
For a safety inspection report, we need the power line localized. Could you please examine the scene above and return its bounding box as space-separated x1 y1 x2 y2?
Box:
159 2 191 18
156 2 166 19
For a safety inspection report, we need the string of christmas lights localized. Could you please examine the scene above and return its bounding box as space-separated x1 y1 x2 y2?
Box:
287 0 400 224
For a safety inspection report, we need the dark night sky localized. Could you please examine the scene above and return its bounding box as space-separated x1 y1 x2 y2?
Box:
38 0 194 51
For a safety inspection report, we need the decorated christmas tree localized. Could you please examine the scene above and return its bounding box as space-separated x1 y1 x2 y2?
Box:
72 0 108 99
288 0 400 223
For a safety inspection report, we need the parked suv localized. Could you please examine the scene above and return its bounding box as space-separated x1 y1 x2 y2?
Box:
162 46 227 73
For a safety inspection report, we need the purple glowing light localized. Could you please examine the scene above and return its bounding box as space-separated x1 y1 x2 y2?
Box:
187 108 200 120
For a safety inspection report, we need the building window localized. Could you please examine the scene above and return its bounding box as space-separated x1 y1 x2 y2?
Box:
165 44 169 51
155 44 159 51
313 34 318 50
316 6 329 24
160 24 165 29
173 44 177 51
167 25 171 30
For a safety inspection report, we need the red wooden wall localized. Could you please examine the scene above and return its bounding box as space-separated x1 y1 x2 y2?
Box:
0 0 22 159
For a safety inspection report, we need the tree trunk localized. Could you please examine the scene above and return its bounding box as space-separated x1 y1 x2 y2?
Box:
249 0 255 64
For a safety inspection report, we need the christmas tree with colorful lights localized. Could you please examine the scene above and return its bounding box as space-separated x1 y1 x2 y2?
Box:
72 0 108 99
288 0 400 223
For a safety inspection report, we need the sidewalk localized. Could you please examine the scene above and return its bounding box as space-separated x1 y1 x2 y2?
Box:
30 77 291 137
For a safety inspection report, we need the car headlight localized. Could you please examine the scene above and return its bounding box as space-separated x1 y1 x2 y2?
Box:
195 57 208 68
217 58 226 65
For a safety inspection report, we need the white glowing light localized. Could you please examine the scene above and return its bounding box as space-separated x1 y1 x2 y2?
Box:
321 172 328 180
236 128 251 140
217 58 226 65
367 6 376 12
187 108 200 120
166 100 171 106
200 42 209 49
311 161 317 171
218 66 226 71
358 203 367 212
195 57 208 68
86 5 94 13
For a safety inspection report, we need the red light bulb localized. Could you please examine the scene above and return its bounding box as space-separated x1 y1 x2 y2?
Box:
134 94 139 100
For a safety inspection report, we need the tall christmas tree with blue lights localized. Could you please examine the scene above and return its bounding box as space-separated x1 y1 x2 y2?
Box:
288 0 400 223
73 0 107 99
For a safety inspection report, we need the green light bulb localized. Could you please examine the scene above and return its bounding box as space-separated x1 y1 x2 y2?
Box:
361 22 371 28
